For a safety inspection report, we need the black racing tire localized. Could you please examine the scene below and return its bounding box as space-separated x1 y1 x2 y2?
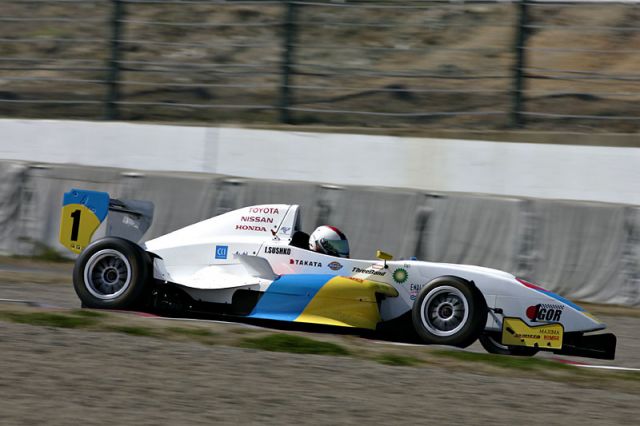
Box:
72 237 150 309
479 331 539 357
412 276 488 348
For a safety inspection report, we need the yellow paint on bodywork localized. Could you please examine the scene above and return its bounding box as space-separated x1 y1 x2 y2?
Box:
502 317 564 350
376 250 393 261
295 277 398 330
59 203 102 254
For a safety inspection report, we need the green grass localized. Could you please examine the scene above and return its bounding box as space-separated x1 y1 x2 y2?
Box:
167 327 217 338
432 350 575 372
375 353 423 367
240 334 350 356
166 327 218 340
107 325 159 337
165 326 218 345
231 327 260 335
0 311 99 328
71 309 107 318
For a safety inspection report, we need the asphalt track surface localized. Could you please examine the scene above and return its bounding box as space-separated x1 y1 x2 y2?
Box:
1 270 640 425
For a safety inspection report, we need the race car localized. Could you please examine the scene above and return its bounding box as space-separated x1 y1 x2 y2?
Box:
59 189 617 360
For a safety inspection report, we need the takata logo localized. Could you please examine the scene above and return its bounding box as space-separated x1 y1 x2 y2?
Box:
290 259 322 267
526 304 564 322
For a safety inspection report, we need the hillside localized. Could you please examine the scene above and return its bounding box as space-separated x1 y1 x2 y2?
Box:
0 1 639 132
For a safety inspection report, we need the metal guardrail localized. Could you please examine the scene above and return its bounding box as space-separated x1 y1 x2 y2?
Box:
0 0 639 130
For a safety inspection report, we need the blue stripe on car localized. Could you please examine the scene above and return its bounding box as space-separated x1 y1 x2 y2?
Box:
63 189 110 222
247 274 334 321
536 288 584 311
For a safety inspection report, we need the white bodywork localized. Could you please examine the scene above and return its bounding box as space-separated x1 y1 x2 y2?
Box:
144 204 605 333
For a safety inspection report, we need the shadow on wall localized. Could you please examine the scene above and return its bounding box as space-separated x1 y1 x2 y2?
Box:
1 160 638 306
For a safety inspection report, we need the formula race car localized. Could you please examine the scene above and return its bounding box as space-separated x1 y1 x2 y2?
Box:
59 189 617 360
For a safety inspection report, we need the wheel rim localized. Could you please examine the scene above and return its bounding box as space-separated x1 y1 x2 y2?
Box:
420 285 469 337
83 249 132 300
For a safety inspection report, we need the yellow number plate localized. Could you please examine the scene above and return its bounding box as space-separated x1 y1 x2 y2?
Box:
59 189 109 254
59 204 102 254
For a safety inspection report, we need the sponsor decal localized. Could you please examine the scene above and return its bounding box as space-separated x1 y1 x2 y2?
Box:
235 224 267 232
352 267 386 277
249 207 279 214
392 268 408 284
508 327 561 341
526 304 564 322
349 277 364 283
328 261 343 271
122 215 140 229
241 216 274 223
265 246 291 255
502 317 564 349
290 259 322 267
280 226 292 235
215 245 228 260
409 283 424 300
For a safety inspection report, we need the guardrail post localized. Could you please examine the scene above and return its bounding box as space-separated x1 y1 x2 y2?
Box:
511 0 529 128
279 0 298 124
105 0 124 120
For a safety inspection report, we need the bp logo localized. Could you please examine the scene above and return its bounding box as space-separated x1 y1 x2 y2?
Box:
393 268 408 284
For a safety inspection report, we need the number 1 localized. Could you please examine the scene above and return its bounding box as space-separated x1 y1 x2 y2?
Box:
70 209 81 241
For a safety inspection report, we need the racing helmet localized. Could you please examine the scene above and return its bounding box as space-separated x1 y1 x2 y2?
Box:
309 226 350 258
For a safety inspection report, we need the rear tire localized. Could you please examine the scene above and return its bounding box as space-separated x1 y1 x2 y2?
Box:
73 237 150 309
412 276 487 348
479 332 539 356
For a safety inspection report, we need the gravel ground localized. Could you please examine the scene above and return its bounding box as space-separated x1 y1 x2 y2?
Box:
1 266 639 425
1 321 639 426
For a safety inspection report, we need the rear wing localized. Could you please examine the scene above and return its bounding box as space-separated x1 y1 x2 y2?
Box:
59 189 154 254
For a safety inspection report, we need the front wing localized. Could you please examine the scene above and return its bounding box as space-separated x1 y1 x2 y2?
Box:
501 317 616 360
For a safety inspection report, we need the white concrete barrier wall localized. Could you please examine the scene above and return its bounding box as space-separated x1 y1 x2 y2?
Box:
0 160 639 306
1 119 639 205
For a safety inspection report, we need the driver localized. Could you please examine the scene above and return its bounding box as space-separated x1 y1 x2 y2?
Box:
308 226 350 258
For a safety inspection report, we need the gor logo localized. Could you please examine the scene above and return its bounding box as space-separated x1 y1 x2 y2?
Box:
215 245 228 260
526 304 563 322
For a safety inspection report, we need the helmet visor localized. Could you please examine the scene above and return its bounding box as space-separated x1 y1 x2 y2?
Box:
321 239 350 258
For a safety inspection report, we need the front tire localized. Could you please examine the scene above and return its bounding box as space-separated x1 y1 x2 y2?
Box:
73 237 150 309
479 332 539 356
412 276 487 348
